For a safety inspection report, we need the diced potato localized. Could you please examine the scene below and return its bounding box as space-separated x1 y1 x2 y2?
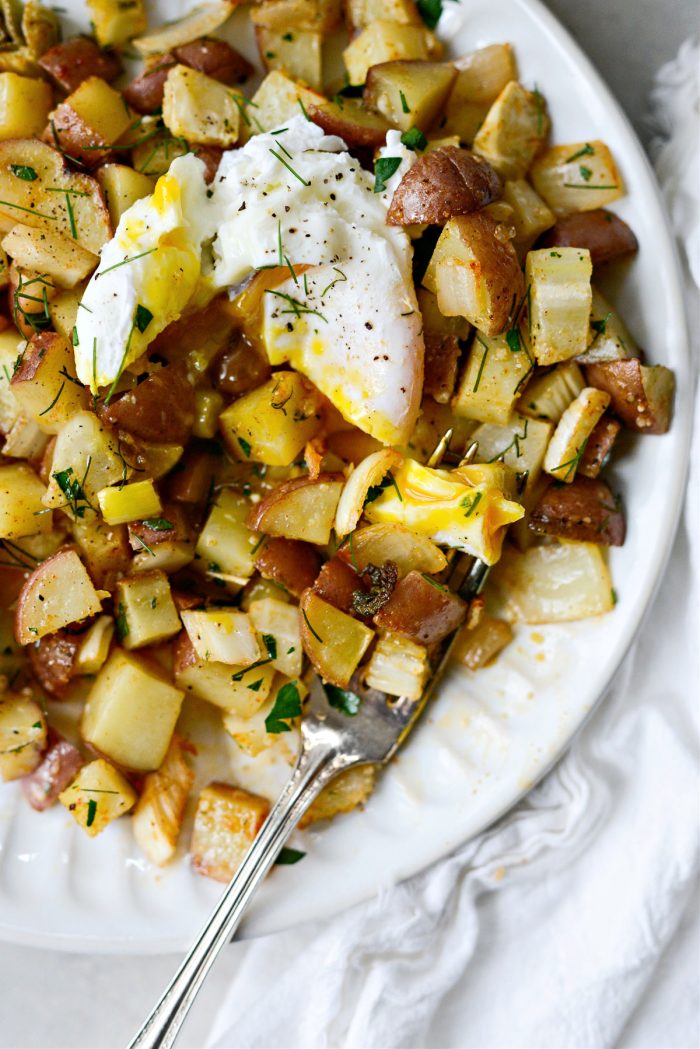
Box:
386 146 503 227
81 648 184 771
133 2 234 55
174 632 277 715
1 224 98 290
70 513 131 592
472 80 549 180
42 410 124 512
501 179 555 251
14 548 105 644
470 413 553 494
452 611 513 670
250 0 341 32
132 736 195 866
576 286 638 364
0 72 52 140
337 522 447 576
96 164 155 228
255 28 323 91
584 359 674 435
223 692 293 757
38 34 123 95
300 765 375 825
181 608 261 666
440 44 517 144
22 734 83 811
376 567 467 643
452 331 533 425
219 371 323 467
424 213 524 336
0 692 46 781
578 414 621 478
526 247 593 365
10 331 89 434
253 536 320 598
530 140 624 217
249 597 303 678
0 330 27 433
308 96 392 149
539 208 638 266
2 415 49 459
58 758 137 836
46 76 134 168
299 589 374 687
488 541 614 623
529 475 625 546
364 60 456 132
343 21 436 85
131 127 190 177
196 489 258 583
87 0 147 47
517 361 585 422
191 781 270 883
162 65 241 148
115 571 181 649
239 71 326 140
97 479 162 526
247 474 343 546
346 0 420 28
364 631 429 699
75 614 115 674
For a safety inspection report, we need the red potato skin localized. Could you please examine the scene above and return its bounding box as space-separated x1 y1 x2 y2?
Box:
423 333 461 403
584 359 673 434
538 209 638 266
173 39 254 85
38 36 122 95
171 590 205 612
43 103 113 168
373 570 467 644
100 365 195 444
387 147 503 226
166 448 216 504
313 557 367 615
246 473 345 533
214 335 271 396
579 414 621 478
27 629 81 698
21 730 83 812
529 476 625 546
172 630 197 677
308 100 391 149
123 55 176 114
254 537 321 598
128 502 192 551
193 145 223 184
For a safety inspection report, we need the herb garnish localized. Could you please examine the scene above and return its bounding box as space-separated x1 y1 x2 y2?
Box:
373 156 402 193
96 248 157 279
265 681 302 733
86 799 98 828
265 288 327 323
461 491 482 518
115 603 129 640
262 634 277 660
275 847 306 865
0 199 55 220
238 436 252 457
320 267 347 297
565 143 594 163
552 437 589 480
142 518 173 531
487 418 530 462
399 90 410 114
351 560 398 616
52 457 95 518
324 683 362 716
302 608 324 643
421 573 448 592
417 0 442 29
269 148 310 187
134 303 153 333
38 381 65 416
472 337 489 392
400 127 427 152
591 312 612 336
10 164 38 181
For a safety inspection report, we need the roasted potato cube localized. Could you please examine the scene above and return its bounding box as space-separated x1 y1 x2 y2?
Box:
299 589 374 687
452 330 532 425
254 537 321 598
0 463 51 539
22 732 83 811
364 60 456 132
543 386 610 483
180 608 260 666
387 146 502 225
75 614 115 674
517 361 585 423
59 757 137 836
2 224 98 290
123 54 177 115
248 597 303 678
191 782 270 883
489 541 614 624
38 35 123 94
219 371 323 467
312 556 366 614
526 247 593 365
250 0 341 33
440 44 517 144
578 413 621 477
470 413 553 493
42 410 124 512
452 612 513 670
584 359 675 434
363 631 429 699
162 65 240 148
0 72 52 140
423 212 525 336
86 0 147 48
247 474 344 546
70 513 131 592
345 0 421 28
576 287 638 365
0 692 46 781
195 489 258 584
501 178 555 251
132 736 195 866
255 27 323 91
300 765 375 826
337 521 447 577
239 71 326 139
27 629 81 698
174 631 276 714
81 648 184 771
96 164 155 228
11 331 89 433
530 476 625 546
14 548 104 645
374 569 466 644
308 97 392 149
530 141 624 217
174 38 253 84
539 208 637 266
2 414 49 459
130 125 189 177
114 571 181 649
472 80 548 179
343 21 435 85
46 76 134 167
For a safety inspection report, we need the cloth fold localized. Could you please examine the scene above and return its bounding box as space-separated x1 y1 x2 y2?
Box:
206 42 700 1049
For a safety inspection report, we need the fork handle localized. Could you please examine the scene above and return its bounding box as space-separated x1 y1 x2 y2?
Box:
128 741 350 1049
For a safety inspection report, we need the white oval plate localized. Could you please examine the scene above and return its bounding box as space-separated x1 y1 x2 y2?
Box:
0 0 691 953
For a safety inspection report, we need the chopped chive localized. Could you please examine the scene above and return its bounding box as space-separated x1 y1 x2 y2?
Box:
399 90 410 114
38 381 65 416
269 148 310 187
86 799 98 827
302 608 324 643
96 248 157 279
565 143 594 162
0 199 56 220
472 339 489 392
421 573 448 592
64 191 77 238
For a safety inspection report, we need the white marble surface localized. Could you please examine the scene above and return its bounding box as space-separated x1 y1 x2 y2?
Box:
1 2 697 1047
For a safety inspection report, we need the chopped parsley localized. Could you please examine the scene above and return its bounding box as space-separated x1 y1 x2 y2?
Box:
262 634 277 660
10 164 38 181
399 90 410 114
238 436 252 457
275 846 306 865
52 459 94 519
134 303 153 333
591 312 612 336
373 156 402 193
142 517 173 531
324 684 362 716
86 799 98 828
265 681 302 733
400 127 427 152
417 0 442 29
115 603 129 641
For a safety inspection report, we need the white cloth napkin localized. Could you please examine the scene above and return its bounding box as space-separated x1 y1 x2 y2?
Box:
205 43 700 1049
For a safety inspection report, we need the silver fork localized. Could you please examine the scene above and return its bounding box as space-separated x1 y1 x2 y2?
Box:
129 436 488 1049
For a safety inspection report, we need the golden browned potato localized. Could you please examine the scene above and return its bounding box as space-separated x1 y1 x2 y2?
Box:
473 80 549 180
246 474 344 546
255 27 323 91
373 569 466 644
539 209 638 266
11 331 89 433
440 44 517 145
254 537 321 597
452 612 513 670
584 359 674 434
191 781 270 883
0 72 53 140
387 146 502 226
578 414 621 478
101 365 195 444
44 76 134 168
308 97 392 149
424 212 524 335
529 476 625 546
299 588 375 686
363 60 456 132
0 692 47 782
14 548 105 645
38 35 123 94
